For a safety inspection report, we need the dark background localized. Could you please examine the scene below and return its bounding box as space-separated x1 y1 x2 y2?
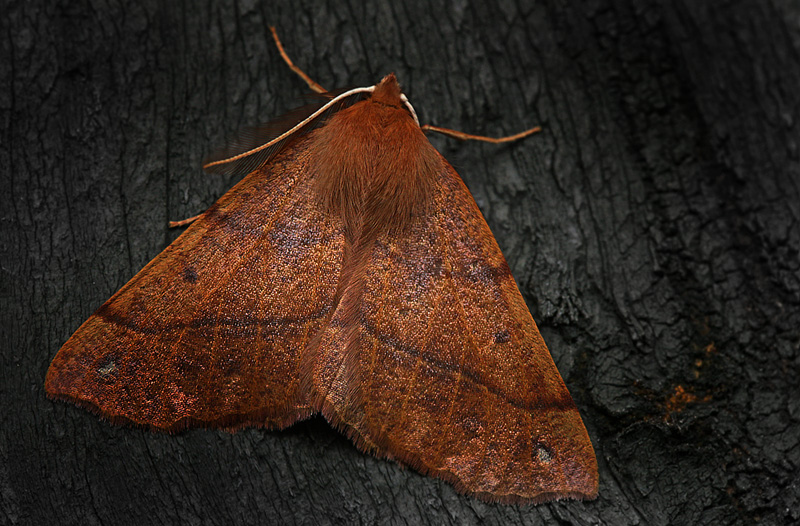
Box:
2 1 799 525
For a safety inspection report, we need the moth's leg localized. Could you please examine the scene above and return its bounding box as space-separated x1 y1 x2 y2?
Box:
421 124 541 144
269 26 327 94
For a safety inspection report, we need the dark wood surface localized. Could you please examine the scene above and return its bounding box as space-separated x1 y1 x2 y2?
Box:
2 1 798 524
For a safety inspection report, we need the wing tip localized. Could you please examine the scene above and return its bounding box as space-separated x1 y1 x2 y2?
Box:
318 400 599 505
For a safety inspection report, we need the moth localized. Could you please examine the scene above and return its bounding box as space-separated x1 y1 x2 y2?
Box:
45 28 598 503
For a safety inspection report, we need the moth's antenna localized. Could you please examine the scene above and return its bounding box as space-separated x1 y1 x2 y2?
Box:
202 85 376 171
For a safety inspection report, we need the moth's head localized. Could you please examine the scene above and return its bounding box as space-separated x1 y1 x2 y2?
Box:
370 73 404 107
369 73 420 126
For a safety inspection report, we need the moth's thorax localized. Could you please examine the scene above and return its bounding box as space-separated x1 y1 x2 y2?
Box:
309 75 443 233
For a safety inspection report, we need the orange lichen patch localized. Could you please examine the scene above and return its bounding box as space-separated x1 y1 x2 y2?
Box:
692 342 718 379
662 385 712 422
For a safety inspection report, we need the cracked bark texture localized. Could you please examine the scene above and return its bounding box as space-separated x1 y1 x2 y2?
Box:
2 1 799 525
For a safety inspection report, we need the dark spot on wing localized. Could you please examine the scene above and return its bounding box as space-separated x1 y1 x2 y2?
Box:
532 440 554 464
95 355 118 383
494 330 510 343
182 266 198 283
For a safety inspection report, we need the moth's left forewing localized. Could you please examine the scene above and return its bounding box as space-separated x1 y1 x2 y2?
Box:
341 157 599 503
45 136 345 432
